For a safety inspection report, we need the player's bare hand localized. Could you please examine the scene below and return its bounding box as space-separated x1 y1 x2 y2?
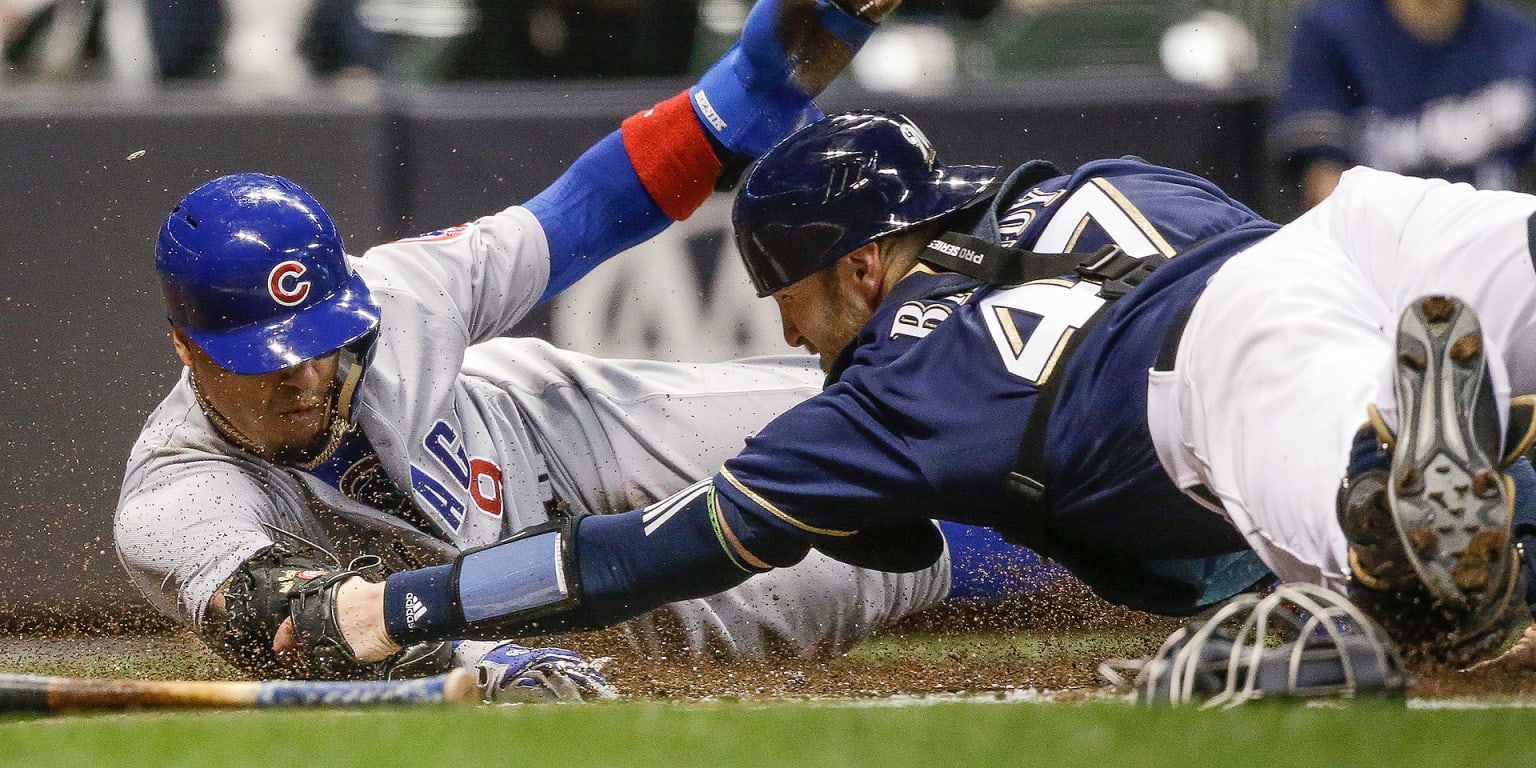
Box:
273 615 298 653
277 575 400 664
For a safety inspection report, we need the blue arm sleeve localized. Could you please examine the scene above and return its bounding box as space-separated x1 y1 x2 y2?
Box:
937 521 1068 601
382 482 812 644
689 0 876 157
524 130 671 304
576 485 812 626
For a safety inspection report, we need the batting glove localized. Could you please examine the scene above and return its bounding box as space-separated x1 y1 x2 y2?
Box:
690 0 897 158
460 640 619 704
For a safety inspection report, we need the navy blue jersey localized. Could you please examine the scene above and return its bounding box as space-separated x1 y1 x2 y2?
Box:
1269 0 1536 189
716 158 1280 614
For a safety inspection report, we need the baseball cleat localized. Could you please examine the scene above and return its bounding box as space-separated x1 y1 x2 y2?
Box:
1385 295 1513 614
1339 296 1533 659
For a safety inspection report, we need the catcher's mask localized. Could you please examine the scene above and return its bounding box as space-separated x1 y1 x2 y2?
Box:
1102 583 1408 707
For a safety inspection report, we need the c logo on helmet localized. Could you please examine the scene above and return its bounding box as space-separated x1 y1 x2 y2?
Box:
268 260 312 306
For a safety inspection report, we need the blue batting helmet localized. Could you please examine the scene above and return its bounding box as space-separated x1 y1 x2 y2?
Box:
732 110 1002 296
156 173 380 375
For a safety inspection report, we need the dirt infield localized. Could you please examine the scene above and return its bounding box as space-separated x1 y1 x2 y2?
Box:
0 581 1173 700
0 581 1532 703
560 580 1178 699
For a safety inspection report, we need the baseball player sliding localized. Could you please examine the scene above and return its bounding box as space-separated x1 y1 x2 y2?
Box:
118 2 1056 699
278 110 1536 673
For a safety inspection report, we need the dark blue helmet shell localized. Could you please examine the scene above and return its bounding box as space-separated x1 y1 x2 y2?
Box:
732 111 1001 296
156 173 380 375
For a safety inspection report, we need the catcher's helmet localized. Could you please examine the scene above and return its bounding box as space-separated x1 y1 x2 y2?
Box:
156 173 380 375
732 110 1002 296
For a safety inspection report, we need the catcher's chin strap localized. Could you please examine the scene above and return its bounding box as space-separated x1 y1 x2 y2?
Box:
918 235 1168 555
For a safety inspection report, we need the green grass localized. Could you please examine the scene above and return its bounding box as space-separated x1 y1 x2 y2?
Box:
0 699 1530 768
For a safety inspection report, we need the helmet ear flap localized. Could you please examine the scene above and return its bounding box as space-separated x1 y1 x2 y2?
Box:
333 330 377 425
1109 584 1408 707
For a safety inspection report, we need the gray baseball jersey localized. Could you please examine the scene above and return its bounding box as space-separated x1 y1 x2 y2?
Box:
116 204 950 661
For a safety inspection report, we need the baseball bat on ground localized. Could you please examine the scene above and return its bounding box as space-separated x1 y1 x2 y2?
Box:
0 668 478 712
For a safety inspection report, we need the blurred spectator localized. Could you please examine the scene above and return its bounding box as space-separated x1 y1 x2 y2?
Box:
900 0 1001 20
1269 0 1536 210
305 0 384 78
148 0 380 90
3 0 378 91
433 0 1003 83
1 0 52 48
355 0 474 81
845 0 1001 92
3 0 109 80
3 0 154 88
1159 9 1259 90
442 0 700 80
145 0 222 79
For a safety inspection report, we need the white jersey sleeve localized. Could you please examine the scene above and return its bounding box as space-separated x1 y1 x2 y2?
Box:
115 377 463 629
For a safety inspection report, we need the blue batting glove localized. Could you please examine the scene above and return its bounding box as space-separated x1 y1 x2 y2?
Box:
463 641 618 703
690 0 886 158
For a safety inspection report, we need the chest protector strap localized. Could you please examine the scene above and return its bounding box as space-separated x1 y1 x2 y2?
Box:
917 227 1168 558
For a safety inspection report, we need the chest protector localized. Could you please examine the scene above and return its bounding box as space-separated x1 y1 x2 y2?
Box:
918 162 1255 617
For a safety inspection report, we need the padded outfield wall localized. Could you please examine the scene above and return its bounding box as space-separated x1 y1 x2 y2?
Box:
0 77 1268 626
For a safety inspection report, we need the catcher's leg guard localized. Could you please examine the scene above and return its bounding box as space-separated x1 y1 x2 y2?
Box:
1338 295 1527 662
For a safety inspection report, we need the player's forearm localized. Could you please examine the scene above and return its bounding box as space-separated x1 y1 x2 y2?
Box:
526 88 738 303
375 483 811 650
